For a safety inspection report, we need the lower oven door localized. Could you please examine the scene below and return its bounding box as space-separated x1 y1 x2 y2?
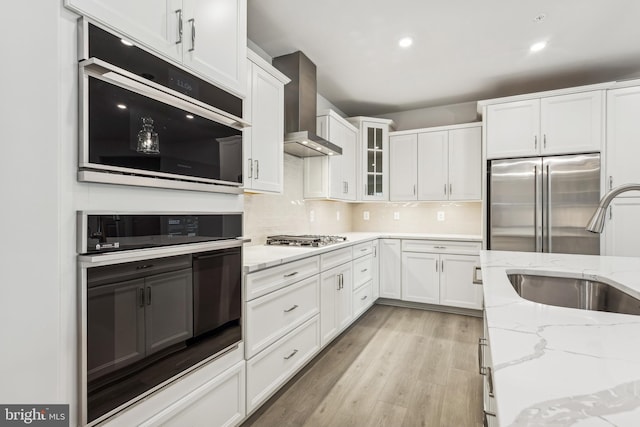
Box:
192 247 242 336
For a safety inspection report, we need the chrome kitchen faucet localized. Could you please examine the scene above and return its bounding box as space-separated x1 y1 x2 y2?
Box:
586 184 640 233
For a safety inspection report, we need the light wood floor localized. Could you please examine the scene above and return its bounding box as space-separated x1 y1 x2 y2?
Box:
242 304 483 427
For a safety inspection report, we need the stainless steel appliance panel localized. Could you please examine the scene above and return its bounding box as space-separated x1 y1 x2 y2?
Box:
489 158 543 252
543 154 600 255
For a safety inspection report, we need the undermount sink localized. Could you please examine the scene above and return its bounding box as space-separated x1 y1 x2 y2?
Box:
507 273 640 316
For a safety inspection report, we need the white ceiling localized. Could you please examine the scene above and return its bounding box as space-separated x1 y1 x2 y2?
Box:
248 0 640 116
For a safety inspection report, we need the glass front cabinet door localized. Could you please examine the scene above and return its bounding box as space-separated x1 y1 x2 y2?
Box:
348 117 395 201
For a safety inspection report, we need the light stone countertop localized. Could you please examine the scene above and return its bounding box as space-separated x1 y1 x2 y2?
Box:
243 232 482 273
480 250 640 426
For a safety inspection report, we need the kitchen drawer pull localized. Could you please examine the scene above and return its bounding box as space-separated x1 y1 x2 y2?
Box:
483 411 497 427
361 268 368 273
283 304 299 313
283 349 298 360
361 295 368 301
360 248 368 252
433 245 446 249
487 366 495 398
283 271 299 278
478 338 487 375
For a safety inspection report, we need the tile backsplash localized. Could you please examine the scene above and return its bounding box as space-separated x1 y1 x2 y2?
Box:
350 201 482 235
244 154 482 244
243 154 353 245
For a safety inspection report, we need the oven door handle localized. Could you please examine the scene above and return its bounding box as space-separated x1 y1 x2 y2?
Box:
80 58 249 129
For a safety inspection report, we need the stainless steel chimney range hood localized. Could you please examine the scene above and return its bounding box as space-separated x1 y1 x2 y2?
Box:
273 51 342 157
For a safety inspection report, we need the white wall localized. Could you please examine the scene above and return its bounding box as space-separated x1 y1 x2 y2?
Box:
375 101 479 131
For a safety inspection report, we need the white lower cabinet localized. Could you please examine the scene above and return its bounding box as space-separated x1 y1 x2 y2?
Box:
440 254 483 309
246 316 320 413
245 275 320 358
379 239 402 299
372 240 380 300
141 360 246 427
353 281 373 318
481 313 499 426
401 252 439 304
104 345 245 427
320 262 353 346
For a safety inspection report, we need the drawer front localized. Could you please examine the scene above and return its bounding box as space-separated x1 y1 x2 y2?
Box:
245 275 320 358
352 241 374 259
320 247 353 271
246 256 320 301
401 239 481 255
353 281 373 318
353 255 373 290
246 316 320 413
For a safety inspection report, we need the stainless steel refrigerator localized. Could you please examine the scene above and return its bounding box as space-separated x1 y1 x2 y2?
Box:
488 153 600 255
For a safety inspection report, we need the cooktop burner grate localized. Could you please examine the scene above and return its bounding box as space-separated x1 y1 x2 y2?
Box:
266 235 347 247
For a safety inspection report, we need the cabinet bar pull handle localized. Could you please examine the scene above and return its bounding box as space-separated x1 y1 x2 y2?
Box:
534 135 537 149
487 366 495 397
441 259 444 272
139 288 145 308
175 9 183 44
449 183 452 195
336 274 341 290
413 184 416 195
248 158 252 179
284 304 299 313
543 134 547 148
360 248 368 252
188 18 195 52
284 349 298 360
340 273 344 290
444 183 447 195
283 271 299 278
434 245 446 249
609 175 613 190
473 266 483 285
255 160 259 179
361 295 368 301
146 287 151 306
373 246 377 257
436 261 438 272
361 268 368 273
478 338 487 375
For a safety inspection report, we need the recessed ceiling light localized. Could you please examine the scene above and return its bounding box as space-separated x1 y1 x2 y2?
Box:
117 103 127 109
533 13 547 23
120 39 134 47
530 41 547 52
398 37 413 48
186 114 194 119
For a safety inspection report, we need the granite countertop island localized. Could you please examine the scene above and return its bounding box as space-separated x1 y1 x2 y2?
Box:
243 232 482 273
480 250 640 426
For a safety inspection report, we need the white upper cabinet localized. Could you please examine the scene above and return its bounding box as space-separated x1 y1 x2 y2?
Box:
486 99 540 159
389 134 417 201
347 117 395 201
304 111 358 201
417 130 448 201
244 51 289 193
486 90 603 159
389 123 481 201
606 85 640 191
448 126 482 200
540 91 603 155
65 0 247 97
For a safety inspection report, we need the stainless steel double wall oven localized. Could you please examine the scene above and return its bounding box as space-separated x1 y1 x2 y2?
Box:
78 213 244 425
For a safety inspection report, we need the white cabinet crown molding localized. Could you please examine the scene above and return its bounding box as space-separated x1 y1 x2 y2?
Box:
390 121 481 136
247 48 290 84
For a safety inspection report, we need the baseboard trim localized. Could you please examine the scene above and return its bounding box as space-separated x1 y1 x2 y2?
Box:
375 298 482 318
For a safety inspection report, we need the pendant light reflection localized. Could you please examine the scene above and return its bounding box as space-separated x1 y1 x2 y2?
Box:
136 117 160 154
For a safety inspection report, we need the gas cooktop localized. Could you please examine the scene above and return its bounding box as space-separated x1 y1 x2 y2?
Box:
266 235 347 247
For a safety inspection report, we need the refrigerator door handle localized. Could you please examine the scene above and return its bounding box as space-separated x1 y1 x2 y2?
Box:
546 164 552 253
534 165 539 252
